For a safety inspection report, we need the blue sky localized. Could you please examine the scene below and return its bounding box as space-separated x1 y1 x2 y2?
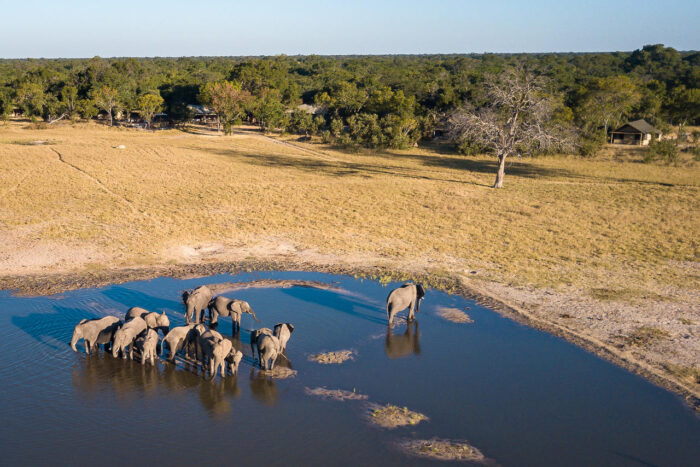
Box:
0 0 697 58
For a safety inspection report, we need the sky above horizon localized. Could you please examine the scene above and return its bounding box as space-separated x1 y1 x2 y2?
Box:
0 0 698 58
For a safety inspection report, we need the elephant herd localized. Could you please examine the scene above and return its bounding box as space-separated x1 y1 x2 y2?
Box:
70 281 425 381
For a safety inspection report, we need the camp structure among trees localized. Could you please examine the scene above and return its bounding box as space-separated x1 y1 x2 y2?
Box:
609 119 662 146
187 104 217 124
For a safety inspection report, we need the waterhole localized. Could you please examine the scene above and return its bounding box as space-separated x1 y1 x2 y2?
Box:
1 271 698 465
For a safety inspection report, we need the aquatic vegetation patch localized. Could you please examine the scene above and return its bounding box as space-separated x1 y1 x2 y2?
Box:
437 306 474 324
398 438 488 463
309 350 355 364
367 403 428 429
255 366 297 379
305 387 368 401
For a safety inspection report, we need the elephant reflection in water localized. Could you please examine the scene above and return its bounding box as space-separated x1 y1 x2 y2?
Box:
248 348 294 406
72 354 161 401
249 368 278 406
385 320 421 359
199 375 242 417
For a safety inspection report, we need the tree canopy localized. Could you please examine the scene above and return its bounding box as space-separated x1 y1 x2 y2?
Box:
0 44 697 151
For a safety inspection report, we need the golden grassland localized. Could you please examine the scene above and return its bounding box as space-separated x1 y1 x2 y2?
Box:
1 120 699 402
1 120 697 295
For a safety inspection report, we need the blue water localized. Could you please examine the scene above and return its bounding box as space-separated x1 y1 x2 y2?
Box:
0 271 698 466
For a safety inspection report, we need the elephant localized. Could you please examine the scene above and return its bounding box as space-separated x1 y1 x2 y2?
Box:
197 329 233 380
386 283 425 327
193 325 224 361
160 324 196 362
273 323 295 352
256 334 282 371
207 296 259 333
134 328 160 365
70 316 122 354
385 320 421 359
250 327 273 361
112 316 147 359
126 307 170 335
227 348 244 376
182 285 213 324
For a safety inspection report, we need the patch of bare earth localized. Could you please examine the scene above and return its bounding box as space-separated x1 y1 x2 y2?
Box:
465 275 700 407
367 403 428 429
398 438 488 463
437 306 474 323
304 387 368 401
309 350 355 364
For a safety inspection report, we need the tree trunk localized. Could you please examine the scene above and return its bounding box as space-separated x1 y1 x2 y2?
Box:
217 116 221 133
493 153 507 188
108 108 113 127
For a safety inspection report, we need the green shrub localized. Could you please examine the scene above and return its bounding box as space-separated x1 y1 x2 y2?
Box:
457 139 484 156
645 139 678 164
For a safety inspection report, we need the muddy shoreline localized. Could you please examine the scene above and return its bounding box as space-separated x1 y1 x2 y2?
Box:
1 258 698 411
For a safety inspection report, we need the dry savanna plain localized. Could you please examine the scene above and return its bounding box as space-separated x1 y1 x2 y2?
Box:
1 120 698 405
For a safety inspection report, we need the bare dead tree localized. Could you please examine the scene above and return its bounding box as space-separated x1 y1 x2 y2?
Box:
448 68 574 188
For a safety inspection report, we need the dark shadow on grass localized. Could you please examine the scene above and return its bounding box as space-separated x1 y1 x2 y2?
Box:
205 148 492 187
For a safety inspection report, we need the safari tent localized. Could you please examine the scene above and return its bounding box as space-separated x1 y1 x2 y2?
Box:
609 119 661 146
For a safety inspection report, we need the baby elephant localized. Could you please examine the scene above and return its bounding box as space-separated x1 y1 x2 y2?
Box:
207 296 259 333
386 283 425 327
112 316 147 359
134 329 160 365
273 323 295 353
71 316 122 354
227 349 244 376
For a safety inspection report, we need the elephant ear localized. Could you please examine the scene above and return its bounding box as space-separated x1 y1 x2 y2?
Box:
78 318 88 325
416 284 425 299
286 323 295 333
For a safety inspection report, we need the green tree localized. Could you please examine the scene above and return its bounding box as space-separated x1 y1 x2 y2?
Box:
252 90 287 133
577 76 641 140
666 86 700 137
199 81 250 134
137 93 164 129
15 80 46 118
61 85 79 122
288 108 313 135
91 85 120 126
77 99 99 121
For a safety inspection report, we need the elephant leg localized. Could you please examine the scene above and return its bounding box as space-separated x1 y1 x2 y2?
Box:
84 341 90 355
408 301 415 321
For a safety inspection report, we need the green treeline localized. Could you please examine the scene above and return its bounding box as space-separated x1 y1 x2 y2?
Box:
0 44 698 154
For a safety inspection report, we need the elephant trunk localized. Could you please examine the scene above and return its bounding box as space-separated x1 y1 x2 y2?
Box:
248 308 260 322
112 336 122 358
70 328 81 352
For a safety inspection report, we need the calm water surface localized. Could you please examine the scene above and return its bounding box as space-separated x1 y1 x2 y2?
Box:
0 271 698 466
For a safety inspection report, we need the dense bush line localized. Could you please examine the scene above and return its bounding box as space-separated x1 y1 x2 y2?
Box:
0 44 698 154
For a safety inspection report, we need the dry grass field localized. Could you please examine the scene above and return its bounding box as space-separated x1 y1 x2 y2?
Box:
1 120 699 401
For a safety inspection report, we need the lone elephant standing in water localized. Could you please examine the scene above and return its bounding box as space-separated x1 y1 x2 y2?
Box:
386 283 425 327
